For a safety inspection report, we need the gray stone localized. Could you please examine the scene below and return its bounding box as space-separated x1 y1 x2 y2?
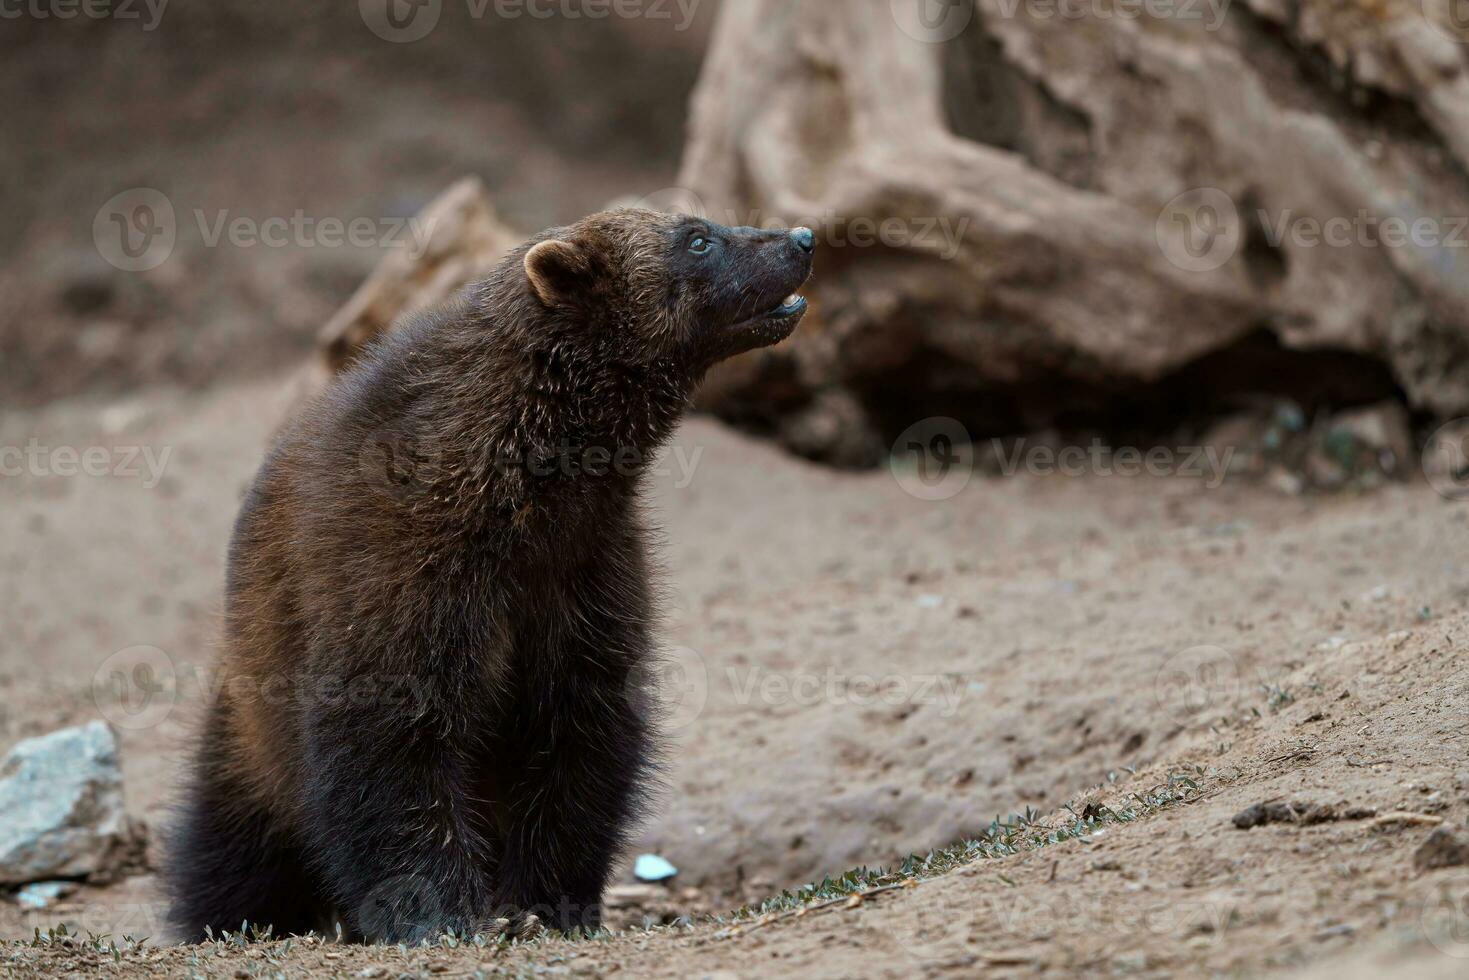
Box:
15 880 77 910
1415 826 1469 871
0 721 127 885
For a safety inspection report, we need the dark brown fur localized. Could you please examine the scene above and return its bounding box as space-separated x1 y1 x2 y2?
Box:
165 209 814 941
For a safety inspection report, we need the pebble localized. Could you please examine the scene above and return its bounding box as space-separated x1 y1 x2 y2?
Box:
1414 826 1469 871
634 853 678 882
0 721 128 885
14 880 76 910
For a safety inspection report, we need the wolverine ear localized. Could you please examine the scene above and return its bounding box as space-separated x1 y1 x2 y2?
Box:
524 239 590 307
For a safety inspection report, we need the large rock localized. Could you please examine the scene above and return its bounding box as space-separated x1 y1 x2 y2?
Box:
291 177 523 417
315 176 522 378
0 721 129 885
313 4 1469 466
673 0 1469 464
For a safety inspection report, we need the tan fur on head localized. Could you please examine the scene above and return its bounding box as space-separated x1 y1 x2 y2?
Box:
524 239 589 307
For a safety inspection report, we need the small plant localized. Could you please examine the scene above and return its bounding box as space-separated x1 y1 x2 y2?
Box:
1262 684 1294 711
720 767 1208 923
19 922 149 961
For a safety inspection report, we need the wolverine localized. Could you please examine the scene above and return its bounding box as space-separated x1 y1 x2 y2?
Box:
165 209 816 942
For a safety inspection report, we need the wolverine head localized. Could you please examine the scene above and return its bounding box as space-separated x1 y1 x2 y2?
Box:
520 208 815 373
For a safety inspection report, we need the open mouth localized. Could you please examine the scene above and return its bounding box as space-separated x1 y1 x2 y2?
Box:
775 293 807 317
733 292 808 334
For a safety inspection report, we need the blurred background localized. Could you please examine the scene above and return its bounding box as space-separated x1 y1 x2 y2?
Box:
1 3 712 405
4 2 1469 976
10 0 1469 478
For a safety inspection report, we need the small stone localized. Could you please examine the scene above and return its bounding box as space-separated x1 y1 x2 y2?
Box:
1233 801 1289 829
1329 402 1411 473
14 880 76 910
633 853 678 882
1267 468 1304 496
1112 950 1148 972
358 968 388 978
0 721 128 885
57 251 118 315
1296 803 1338 825
1414 826 1469 871
1232 800 1338 829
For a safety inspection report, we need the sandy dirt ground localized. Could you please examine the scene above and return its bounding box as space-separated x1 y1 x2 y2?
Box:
3 373 1468 977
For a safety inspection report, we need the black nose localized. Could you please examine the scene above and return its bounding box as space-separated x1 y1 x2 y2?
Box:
790 227 815 253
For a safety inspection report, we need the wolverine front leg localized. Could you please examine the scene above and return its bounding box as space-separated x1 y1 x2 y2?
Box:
493 655 654 933
299 675 498 942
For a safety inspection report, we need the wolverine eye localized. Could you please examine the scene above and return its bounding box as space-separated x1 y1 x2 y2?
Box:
688 236 712 256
